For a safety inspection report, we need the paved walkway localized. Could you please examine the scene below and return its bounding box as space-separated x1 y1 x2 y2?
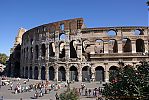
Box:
0 77 105 100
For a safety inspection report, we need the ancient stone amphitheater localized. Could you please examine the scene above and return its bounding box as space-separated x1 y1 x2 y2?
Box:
20 18 149 82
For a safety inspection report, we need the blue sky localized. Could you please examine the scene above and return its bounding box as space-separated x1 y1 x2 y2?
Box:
0 0 148 56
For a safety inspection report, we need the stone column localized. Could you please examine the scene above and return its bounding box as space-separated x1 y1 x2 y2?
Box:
104 63 109 83
132 40 136 53
78 65 82 82
32 66 34 79
38 67 41 80
45 64 49 80
91 66 95 82
144 40 148 53
54 66 58 82
66 68 70 82
28 66 30 79
104 41 109 53
118 41 123 53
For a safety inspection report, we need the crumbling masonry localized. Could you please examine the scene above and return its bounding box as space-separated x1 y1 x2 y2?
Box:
19 18 149 82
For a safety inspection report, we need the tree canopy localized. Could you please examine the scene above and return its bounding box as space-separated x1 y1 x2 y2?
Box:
0 53 8 65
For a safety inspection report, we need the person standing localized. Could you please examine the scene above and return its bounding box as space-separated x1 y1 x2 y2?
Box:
55 92 59 100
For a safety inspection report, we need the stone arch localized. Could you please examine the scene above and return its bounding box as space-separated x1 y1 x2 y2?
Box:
82 66 91 82
59 42 65 58
134 29 144 35
70 40 77 58
49 42 55 57
59 33 66 40
82 40 90 53
30 47 33 60
107 30 117 36
108 39 118 53
109 66 119 82
29 66 32 79
25 67 28 78
34 66 38 79
136 39 145 52
41 44 46 57
95 66 104 81
122 38 132 52
58 66 66 81
41 66 46 80
49 66 54 80
35 45 39 59
95 39 104 53
69 66 78 81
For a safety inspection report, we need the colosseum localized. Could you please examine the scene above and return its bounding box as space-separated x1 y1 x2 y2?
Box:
20 18 149 82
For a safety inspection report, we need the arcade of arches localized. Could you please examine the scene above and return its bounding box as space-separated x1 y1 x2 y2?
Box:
22 65 127 82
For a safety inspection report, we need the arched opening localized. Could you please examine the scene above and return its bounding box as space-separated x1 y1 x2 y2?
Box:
41 44 46 57
26 47 28 62
30 47 33 60
95 66 104 81
109 66 118 82
82 40 90 53
82 66 91 82
58 66 66 81
49 42 55 57
35 45 39 59
136 39 145 52
25 67 28 78
109 39 118 53
107 30 117 36
22 67 24 78
69 66 78 81
95 39 104 53
59 42 65 58
70 40 77 58
29 66 32 79
122 38 132 52
41 66 46 80
59 33 67 40
34 66 38 80
134 29 143 35
30 39 33 45
49 66 54 80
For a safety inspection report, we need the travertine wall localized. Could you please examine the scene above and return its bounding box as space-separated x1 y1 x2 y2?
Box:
20 18 149 82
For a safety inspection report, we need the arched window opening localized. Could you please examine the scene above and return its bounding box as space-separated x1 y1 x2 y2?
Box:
41 66 45 80
108 30 117 36
82 66 91 82
49 43 55 57
70 66 78 81
134 29 143 35
34 66 38 79
30 39 33 45
95 66 104 81
49 66 54 80
30 47 33 60
70 40 77 58
35 45 39 59
82 40 90 53
29 66 32 79
59 33 67 40
41 44 46 57
109 40 118 53
59 42 65 58
122 38 132 52
25 67 28 79
58 66 66 81
95 39 104 53
136 39 145 52
60 24 64 31
109 66 118 82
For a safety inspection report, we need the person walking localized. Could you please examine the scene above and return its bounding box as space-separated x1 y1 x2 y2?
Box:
55 92 59 100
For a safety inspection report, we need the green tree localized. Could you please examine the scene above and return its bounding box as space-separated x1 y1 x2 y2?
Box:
0 53 8 65
59 88 80 100
103 61 149 100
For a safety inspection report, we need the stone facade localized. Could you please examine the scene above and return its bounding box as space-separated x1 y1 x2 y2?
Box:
20 18 149 82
